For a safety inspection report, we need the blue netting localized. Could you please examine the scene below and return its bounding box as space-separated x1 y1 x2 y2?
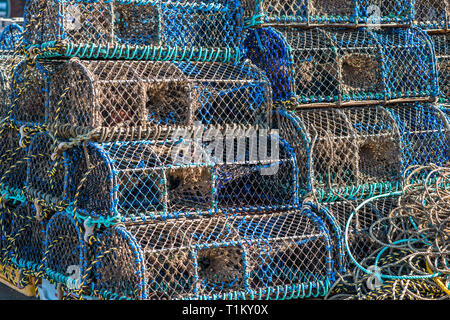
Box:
23 0 245 62
63 133 299 222
244 27 439 107
243 0 414 27
86 208 334 299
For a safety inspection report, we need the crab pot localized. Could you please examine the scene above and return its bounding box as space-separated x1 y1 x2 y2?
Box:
275 104 404 199
288 108 359 197
0 126 28 192
214 134 299 212
431 33 449 103
65 133 299 221
3 202 48 272
0 201 17 258
384 103 450 179
341 106 402 186
88 210 334 300
9 59 60 127
244 27 438 107
44 211 85 287
243 0 413 26
23 0 244 62
0 23 23 52
49 59 272 136
413 0 449 30
25 131 67 205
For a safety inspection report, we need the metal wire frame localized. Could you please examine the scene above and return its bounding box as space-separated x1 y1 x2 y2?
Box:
243 0 415 27
47 59 273 138
82 208 334 300
244 26 439 108
62 130 300 223
22 0 245 62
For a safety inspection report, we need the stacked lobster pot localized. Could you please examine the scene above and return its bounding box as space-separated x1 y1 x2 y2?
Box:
0 0 339 300
242 0 449 273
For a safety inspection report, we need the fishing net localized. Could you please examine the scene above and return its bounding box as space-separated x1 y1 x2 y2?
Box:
22 0 244 62
431 33 449 103
48 59 272 139
62 131 299 223
83 209 334 300
243 0 414 27
413 0 449 31
244 26 438 107
326 164 450 300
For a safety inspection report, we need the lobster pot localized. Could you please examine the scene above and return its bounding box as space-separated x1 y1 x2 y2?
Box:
4 202 48 273
413 0 449 30
276 105 402 200
384 103 449 179
65 133 299 221
431 33 449 103
244 27 438 107
0 126 28 193
0 23 24 119
340 106 402 187
0 23 23 52
25 131 67 205
49 59 272 137
88 210 334 300
23 0 244 62
44 211 85 288
243 0 414 26
439 105 450 122
9 59 60 127
0 201 17 258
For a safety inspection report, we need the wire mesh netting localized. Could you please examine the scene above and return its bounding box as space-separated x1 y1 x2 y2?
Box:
23 0 245 62
43 210 85 290
275 104 404 201
48 59 272 138
413 0 449 30
9 59 61 127
1 201 49 276
244 26 439 107
242 0 415 27
63 131 299 222
0 124 29 196
84 209 334 300
431 33 449 103
25 131 67 207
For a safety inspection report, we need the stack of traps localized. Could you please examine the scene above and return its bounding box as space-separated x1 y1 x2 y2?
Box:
243 0 449 30
23 0 245 62
0 1 339 300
